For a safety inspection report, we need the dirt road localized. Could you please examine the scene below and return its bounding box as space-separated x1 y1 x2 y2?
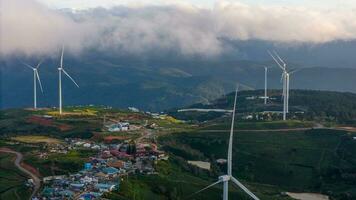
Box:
0 148 41 200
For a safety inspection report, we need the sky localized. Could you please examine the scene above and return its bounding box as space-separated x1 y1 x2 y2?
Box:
2 0 356 58
37 0 356 10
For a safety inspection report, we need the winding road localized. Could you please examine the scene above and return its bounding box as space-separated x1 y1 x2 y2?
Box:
0 149 41 200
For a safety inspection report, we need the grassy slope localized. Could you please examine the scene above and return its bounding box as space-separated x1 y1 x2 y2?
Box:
107 159 292 200
159 129 356 199
0 153 31 200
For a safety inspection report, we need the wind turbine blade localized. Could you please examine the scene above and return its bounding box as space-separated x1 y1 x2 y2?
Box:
289 67 304 75
185 180 222 199
35 71 44 93
230 177 260 200
60 46 64 68
62 69 79 88
228 85 238 176
35 59 43 69
273 50 286 66
267 51 284 70
22 62 35 70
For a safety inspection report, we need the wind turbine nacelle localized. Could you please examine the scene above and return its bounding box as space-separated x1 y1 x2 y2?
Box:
219 175 230 182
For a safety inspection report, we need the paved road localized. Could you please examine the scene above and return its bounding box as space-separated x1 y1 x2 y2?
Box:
0 149 41 200
198 127 313 133
199 126 356 133
178 108 233 113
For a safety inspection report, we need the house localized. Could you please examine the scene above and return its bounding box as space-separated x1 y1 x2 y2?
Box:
128 107 140 112
43 175 66 183
107 122 130 132
70 183 85 191
80 176 97 184
91 145 100 150
95 183 117 192
107 160 125 169
123 161 133 169
84 163 92 170
242 114 253 120
75 141 85 146
102 167 119 175
94 172 107 179
83 143 91 148
216 159 227 164
101 151 112 159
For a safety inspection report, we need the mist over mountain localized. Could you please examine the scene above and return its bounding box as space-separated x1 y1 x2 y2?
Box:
2 46 356 111
2 0 356 111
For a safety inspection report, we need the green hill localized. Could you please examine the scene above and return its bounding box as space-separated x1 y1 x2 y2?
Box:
171 90 356 124
159 128 356 199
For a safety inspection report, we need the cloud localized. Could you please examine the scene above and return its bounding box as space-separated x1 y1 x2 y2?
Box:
0 0 96 57
2 0 356 57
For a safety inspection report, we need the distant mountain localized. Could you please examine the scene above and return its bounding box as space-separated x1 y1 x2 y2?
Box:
2 50 356 111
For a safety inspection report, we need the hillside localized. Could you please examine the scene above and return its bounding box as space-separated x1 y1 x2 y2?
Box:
1 92 356 199
159 129 356 200
172 90 356 124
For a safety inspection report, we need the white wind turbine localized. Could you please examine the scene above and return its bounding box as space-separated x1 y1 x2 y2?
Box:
23 61 44 110
187 87 260 200
261 66 270 105
268 50 287 120
268 51 301 120
58 46 79 115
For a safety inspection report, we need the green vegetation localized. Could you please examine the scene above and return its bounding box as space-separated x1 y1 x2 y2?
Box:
0 153 31 200
159 129 356 199
24 149 97 177
108 158 291 200
11 135 61 144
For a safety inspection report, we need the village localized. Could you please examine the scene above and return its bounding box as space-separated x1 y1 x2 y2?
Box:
32 136 168 200
21 109 172 200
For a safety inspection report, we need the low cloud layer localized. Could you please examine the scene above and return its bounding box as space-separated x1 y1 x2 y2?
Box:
2 0 356 57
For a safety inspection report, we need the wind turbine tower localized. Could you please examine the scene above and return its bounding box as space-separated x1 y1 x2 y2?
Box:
58 46 79 115
262 67 269 105
187 87 260 200
23 61 43 110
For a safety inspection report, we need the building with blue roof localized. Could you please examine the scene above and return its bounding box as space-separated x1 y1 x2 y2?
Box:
102 167 119 175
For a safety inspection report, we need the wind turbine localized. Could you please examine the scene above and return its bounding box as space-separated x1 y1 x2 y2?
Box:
23 61 44 110
268 50 287 120
261 66 270 105
187 87 260 200
58 46 79 115
268 51 302 120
